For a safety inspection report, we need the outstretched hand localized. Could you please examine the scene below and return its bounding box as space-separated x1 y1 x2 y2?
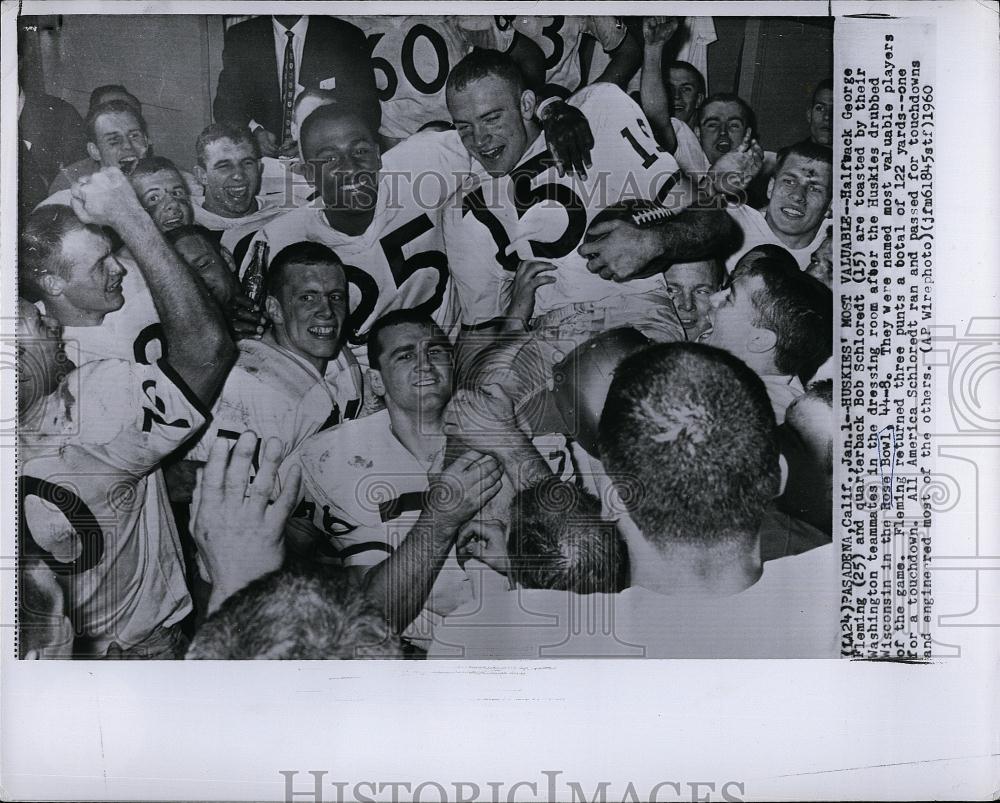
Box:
710 128 765 195
192 431 301 612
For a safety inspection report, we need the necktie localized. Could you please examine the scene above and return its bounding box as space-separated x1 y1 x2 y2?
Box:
280 29 295 144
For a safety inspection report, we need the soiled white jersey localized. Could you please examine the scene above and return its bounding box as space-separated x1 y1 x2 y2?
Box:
242 130 474 348
280 408 573 644
445 82 682 325
186 337 364 533
354 16 513 140
502 15 628 95
20 358 204 655
187 338 363 467
193 197 289 266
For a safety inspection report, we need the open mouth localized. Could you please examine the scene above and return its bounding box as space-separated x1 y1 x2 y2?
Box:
225 185 250 202
478 145 504 163
106 279 123 293
119 158 138 175
161 214 185 229
715 139 732 154
307 325 337 339
780 206 805 219
413 377 439 387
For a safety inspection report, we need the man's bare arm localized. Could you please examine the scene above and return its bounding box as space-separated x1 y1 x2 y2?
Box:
71 168 236 404
363 451 503 632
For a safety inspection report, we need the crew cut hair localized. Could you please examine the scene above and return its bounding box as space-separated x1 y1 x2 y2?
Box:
366 308 446 371
731 255 833 380
195 122 260 167
446 48 526 97
598 342 780 552
265 241 344 300
774 140 833 172
19 205 104 302
508 478 627 594
695 92 757 139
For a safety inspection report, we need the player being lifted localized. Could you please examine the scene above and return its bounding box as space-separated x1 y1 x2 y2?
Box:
442 48 757 361
352 15 545 148
241 92 596 362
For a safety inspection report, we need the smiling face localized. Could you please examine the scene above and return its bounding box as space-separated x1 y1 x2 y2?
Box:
807 88 833 146
197 138 262 219
131 168 193 232
87 110 149 174
301 113 381 215
668 66 704 126
369 322 454 415
448 75 536 177
663 260 721 340
172 232 239 308
765 155 832 247
266 260 348 373
697 100 749 164
53 228 125 322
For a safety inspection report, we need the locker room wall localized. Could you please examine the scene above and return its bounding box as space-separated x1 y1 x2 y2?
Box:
21 14 831 169
24 14 224 173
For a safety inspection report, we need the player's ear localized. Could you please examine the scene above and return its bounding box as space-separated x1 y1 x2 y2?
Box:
367 368 385 398
519 90 536 123
39 272 65 297
766 176 775 201
86 142 101 163
747 325 777 355
264 294 284 324
193 163 208 186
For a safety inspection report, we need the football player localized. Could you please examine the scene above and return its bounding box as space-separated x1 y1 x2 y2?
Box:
17 168 234 658
443 49 748 350
279 310 568 644
241 99 595 363
352 15 543 148
191 123 290 261
185 242 364 505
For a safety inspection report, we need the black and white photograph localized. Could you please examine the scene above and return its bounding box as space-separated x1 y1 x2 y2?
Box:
1 1 997 800
13 9 837 661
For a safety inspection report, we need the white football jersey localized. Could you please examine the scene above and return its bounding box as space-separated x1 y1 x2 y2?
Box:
187 337 363 467
241 130 474 349
193 197 290 265
503 15 627 95
19 358 204 656
445 82 682 325
353 15 513 140
280 408 573 645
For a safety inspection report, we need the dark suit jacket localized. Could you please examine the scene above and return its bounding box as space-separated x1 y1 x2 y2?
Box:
19 91 87 187
213 15 380 135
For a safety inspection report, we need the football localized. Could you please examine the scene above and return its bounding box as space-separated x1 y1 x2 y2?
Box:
582 198 677 244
